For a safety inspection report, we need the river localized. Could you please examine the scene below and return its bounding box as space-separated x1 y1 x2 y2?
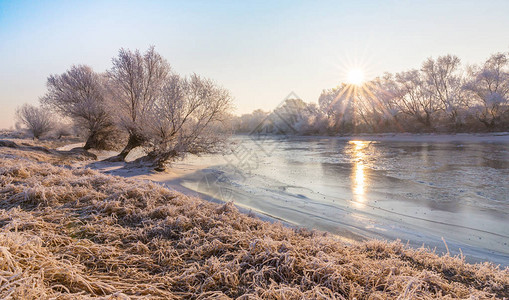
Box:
132 134 509 266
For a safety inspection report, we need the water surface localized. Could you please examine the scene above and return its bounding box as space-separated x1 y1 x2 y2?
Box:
165 135 509 266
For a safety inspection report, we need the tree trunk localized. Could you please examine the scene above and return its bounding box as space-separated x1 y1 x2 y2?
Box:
423 113 433 132
479 118 495 131
104 133 144 162
117 133 144 160
83 132 99 150
145 149 178 172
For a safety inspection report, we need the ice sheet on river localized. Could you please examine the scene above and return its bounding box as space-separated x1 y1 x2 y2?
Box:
106 134 509 266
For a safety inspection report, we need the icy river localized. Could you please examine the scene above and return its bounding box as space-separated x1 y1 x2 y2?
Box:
140 134 509 266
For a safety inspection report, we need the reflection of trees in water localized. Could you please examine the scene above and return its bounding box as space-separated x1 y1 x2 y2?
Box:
410 143 508 213
412 143 461 213
479 144 509 169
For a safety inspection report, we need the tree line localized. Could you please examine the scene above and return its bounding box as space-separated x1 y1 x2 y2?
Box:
15 50 509 165
233 52 509 134
16 47 233 170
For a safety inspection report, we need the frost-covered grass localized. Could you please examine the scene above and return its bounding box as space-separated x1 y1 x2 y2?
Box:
0 130 83 149
0 147 508 299
0 139 94 167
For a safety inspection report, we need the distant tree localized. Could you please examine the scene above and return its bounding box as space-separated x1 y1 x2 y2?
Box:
142 74 233 170
235 109 269 133
421 55 465 128
464 52 509 130
318 85 355 133
370 74 401 131
393 70 440 130
355 84 387 132
271 98 314 134
16 104 53 139
107 46 170 160
41 65 116 149
52 122 74 139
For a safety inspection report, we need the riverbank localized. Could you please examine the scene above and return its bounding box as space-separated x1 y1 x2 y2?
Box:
0 144 508 298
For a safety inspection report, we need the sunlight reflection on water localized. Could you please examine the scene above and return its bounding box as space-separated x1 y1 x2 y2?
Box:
350 140 370 208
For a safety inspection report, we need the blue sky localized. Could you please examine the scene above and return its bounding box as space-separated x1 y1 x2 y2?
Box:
1 0 509 128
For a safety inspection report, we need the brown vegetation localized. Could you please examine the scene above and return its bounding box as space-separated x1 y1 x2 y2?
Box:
0 139 95 165
0 147 508 299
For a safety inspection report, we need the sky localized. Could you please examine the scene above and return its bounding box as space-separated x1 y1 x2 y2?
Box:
1 0 509 129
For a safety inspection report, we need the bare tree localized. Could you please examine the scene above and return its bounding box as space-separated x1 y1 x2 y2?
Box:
355 85 386 132
142 74 233 170
270 98 314 134
16 104 53 139
394 70 440 130
370 74 401 130
41 65 116 149
464 52 509 130
52 121 75 139
234 109 269 133
422 55 465 127
107 46 170 160
318 84 355 133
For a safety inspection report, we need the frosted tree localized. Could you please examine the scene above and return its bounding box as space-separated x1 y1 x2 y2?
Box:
318 84 355 133
371 74 401 128
107 46 170 160
41 65 115 149
143 74 233 170
271 98 316 134
16 104 53 139
355 85 386 132
348 75 402 132
235 109 269 133
421 55 465 127
393 70 440 130
464 52 509 130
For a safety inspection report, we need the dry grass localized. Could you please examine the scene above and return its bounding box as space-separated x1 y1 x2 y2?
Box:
0 148 508 299
0 130 83 149
0 139 94 166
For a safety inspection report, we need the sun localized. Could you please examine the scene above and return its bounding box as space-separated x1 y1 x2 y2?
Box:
347 69 365 85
